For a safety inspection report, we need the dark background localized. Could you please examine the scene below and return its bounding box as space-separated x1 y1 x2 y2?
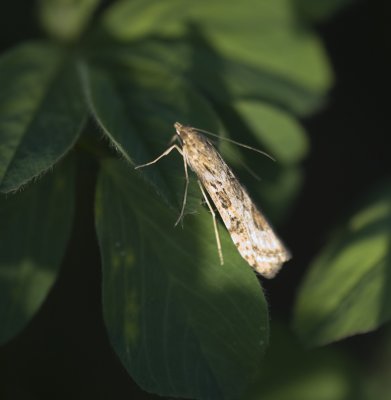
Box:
0 1 390 398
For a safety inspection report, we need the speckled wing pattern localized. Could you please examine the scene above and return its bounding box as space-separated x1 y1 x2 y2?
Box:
176 123 291 278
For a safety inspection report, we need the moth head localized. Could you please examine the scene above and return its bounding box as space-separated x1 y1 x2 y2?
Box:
174 121 190 143
174 121 183 132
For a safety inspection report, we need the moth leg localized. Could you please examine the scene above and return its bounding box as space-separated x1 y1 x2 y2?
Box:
174 152 189 227
197 180 224 265
135 144 190 227
134 144 183 169
134 144 189 226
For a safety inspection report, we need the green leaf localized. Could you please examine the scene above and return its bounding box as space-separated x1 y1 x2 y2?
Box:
233 100 309 164
102 0 333 115
293 181 391 346
39 0 100 41
95 160 269 400
0 156 75 345
101 0 188 39
80 63 148 166
221 59 328 116
186 1 332 99
0 42 87 193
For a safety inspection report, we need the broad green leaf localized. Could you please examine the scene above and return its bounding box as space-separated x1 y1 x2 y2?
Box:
0 157 75 345
293 181 391 346
0 42 87 193
246 323 361 400
95 160 269 400
102 0 333 115
39 0 100 41
233 100 309 164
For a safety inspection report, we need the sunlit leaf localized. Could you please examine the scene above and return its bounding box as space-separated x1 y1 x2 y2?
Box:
293 181 391 346
39 0 100 41
117 39 328 116
0 157 75 345
102 0 333 115
102 0 184 39
0 42 87 193
233 100 309 164
95 160 269 400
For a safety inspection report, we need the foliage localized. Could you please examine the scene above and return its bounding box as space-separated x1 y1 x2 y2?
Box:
0 0 390 399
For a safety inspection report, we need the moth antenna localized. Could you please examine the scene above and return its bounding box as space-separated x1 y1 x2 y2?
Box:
203 136 262 181
194 127 276 162
241 163 262 181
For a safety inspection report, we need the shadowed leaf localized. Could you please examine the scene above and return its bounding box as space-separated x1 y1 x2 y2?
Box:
0 157 75 344
0 42 87 193
95 160 269 399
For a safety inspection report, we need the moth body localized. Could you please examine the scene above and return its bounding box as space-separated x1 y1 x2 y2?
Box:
174 122 291 278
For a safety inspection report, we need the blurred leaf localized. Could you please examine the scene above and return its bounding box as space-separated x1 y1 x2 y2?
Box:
95 160 269 400
0 157 75 345
233 100 309 164
101 0 189 39
0 42 87 193
102 0 333 115
293 0 354 22
294 181 391 346
39 0 100 41
222 59 327 117
256 166 304 224
246 323 362 400
115 39 322 119
100 37 327 116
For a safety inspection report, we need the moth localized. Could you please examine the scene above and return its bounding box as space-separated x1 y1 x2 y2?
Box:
136 122 291 278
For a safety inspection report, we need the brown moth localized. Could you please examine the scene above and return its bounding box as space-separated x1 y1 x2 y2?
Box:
135 122 291 278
